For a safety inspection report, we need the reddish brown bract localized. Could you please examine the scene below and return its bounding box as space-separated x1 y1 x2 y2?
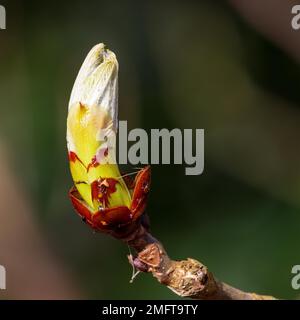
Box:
91 178 119 208
69 166 151 234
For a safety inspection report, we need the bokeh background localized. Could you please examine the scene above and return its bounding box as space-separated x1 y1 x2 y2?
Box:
0 0 300 299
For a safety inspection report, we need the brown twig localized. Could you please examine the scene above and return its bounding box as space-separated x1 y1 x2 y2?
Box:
123 224 276 300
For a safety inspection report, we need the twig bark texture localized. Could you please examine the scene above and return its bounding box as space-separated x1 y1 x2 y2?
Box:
125 225 276 300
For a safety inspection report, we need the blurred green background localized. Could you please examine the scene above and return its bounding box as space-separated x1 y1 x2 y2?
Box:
0 0 300 299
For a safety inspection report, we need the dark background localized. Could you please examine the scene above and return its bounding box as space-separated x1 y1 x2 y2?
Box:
0 0 300 299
